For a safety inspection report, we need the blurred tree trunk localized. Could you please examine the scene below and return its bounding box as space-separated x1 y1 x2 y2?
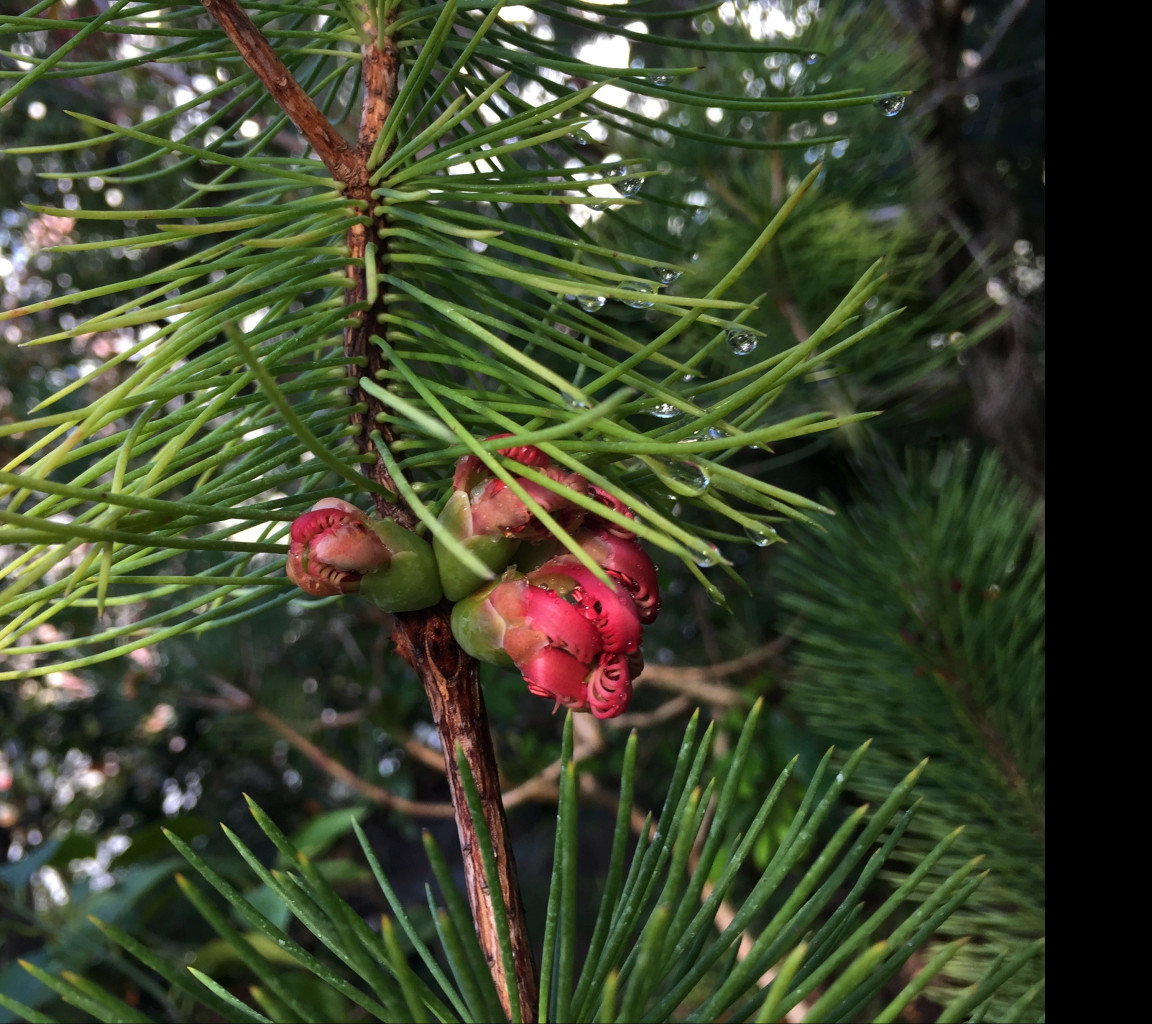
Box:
898 0 1045 507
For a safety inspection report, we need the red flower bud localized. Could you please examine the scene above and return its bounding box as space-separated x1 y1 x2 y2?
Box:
488 433 553 471
450 435 552 498
286 499 442 611
466 466 590 540
450 564 644 718
440 438 661 721
436 438 590 599
287 498 389 597
452 573 602 669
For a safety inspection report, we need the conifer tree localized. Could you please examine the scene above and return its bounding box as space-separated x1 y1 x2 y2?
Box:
0 2 1043 1021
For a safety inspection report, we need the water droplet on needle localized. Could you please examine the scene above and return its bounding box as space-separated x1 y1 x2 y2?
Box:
874 94 906 117
726 328 758 356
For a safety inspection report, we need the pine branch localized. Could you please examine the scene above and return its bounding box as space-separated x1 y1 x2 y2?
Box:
341 1 408 517
197 4 538 1017
200 0 359 182
775 446 1045 1011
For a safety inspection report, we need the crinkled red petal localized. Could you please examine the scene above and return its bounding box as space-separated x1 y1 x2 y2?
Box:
577 526 661 624
587 485 637 537
491 434 551 470
520 647 590 713
587 652 633 719
520 583 603 663
535 562 642 655
453 436 551 495
290 506 344 545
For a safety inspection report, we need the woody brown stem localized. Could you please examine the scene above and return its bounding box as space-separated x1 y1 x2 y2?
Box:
392 608 539 1022
200 0 359 182
201 2 538 1017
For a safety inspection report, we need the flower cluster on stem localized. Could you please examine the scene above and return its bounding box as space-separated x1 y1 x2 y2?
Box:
285 439 660 718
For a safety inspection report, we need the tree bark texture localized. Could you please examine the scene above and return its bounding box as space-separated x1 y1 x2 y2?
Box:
392 608 539 1022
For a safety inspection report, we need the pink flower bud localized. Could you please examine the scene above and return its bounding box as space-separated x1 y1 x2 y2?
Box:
450 564 645 718
450 435 552 497
452 572 621 714
452 573 602 668
287 498 389 597
286 499 442 611
466 465 590 540
436 438 590 599
440 439 661 721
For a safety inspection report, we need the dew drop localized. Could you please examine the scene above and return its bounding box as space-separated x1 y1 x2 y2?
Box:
744 522 779 547
726 328 758 356
607 164 627 179
575 294 606 312
693 542 721 568
620 281 655 308
569 130 592 146
616 176 644 197
805 53 820 65
661 460 710 497
948 331 966 345
928 332 947 349
652 74 673 86
654 266 681 284
874 94 906 117
647 401 681 420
